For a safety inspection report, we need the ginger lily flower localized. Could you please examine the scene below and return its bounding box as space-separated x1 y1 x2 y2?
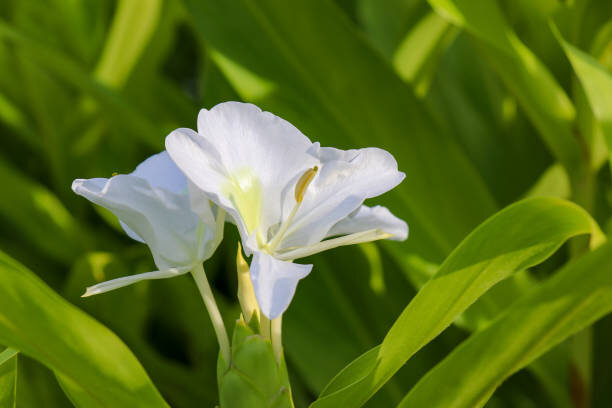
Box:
166 102 408 319
72 151 225 296
73 151 231 364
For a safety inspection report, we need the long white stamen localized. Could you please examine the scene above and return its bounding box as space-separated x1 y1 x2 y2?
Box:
266 166 318 252
275 229 392 261
82 268 188 297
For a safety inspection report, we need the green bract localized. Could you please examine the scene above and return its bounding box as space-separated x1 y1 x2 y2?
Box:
218 320 294 408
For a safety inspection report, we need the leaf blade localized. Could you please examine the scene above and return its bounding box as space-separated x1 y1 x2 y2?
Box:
554 25 612 176
398 240 612 408
0 251 169 407
0 348 18 408
312 197 601 407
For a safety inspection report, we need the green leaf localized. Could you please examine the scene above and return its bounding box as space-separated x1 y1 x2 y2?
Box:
398 239 612 408
311 197 602 407
94 0 162 89
393 11 459 96
356 0 428 59
0 251 168 407
64 252 223 407
16 356 72 407
427 0 583 181
183 0 498 261
554 25 612 176
0 348 18 408
388 246 573 407
0 20 164 149
0 157 89 263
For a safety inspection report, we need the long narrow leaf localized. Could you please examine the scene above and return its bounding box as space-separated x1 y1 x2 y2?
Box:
427 0 583 181
312 197 603 407
398 240 612 408
554 26 612 176
0 348 18 408
0 251 169 407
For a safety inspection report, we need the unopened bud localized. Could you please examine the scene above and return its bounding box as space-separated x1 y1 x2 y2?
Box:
236 243 259 323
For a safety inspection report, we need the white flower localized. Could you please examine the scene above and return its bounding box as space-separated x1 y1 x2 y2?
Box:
72 151 225 296
166 102 407 319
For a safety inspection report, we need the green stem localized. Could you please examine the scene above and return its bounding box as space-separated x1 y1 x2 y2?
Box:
191 263 231 368
260 314 271 340
271 315 283 364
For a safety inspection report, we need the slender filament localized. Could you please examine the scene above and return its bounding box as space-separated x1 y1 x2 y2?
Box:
266 166 318 252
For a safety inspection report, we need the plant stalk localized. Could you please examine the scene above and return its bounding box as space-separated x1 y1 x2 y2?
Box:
272 315 283 364
191 263 231 368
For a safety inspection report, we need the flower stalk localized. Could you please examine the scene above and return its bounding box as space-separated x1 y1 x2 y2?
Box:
271 315 283 364
191 263 231 367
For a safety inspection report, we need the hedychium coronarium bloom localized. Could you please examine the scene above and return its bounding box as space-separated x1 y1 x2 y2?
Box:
71 150 231 364
165 102 408 327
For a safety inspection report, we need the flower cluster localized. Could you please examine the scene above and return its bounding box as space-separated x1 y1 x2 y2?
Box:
73 101 407 341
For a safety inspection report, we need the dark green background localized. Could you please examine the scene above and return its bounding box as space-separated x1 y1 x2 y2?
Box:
0 0 611 406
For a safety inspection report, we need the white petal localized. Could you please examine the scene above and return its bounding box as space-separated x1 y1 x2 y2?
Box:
72 175 216 271
119 221 145 243
250 251 312 319
131 151 187 194
166 127 249 239
83 268 188 297
327 205 408 241
166 102 317 242
119 151 188 243
278 145 405 250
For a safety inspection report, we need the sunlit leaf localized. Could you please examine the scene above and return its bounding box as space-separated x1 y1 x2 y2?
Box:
312 197 602 407
427 0 583 183
399 240 612 408
554 25 612 176
0 251 169 407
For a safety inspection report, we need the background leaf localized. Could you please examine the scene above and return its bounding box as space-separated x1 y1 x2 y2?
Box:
1 1 612 406
0 348 17 408
0 251 168 408
555 26 612 177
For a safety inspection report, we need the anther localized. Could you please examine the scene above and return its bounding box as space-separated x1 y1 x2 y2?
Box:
294 166 318 203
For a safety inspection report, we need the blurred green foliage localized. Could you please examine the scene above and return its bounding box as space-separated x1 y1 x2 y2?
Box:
0 0 611 407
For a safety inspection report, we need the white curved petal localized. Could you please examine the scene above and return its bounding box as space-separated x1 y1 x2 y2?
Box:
166 127 249 240
131 151 187 194
278 145 405 250
326 205 408 241
119 221 145 243
83 268 188 297
119 151 188 242
166 102 317 242
250 251 312 319
72 175 216 271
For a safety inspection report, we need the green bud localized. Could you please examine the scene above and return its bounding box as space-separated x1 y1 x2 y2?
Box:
218 320 294 408
236 243 260 323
